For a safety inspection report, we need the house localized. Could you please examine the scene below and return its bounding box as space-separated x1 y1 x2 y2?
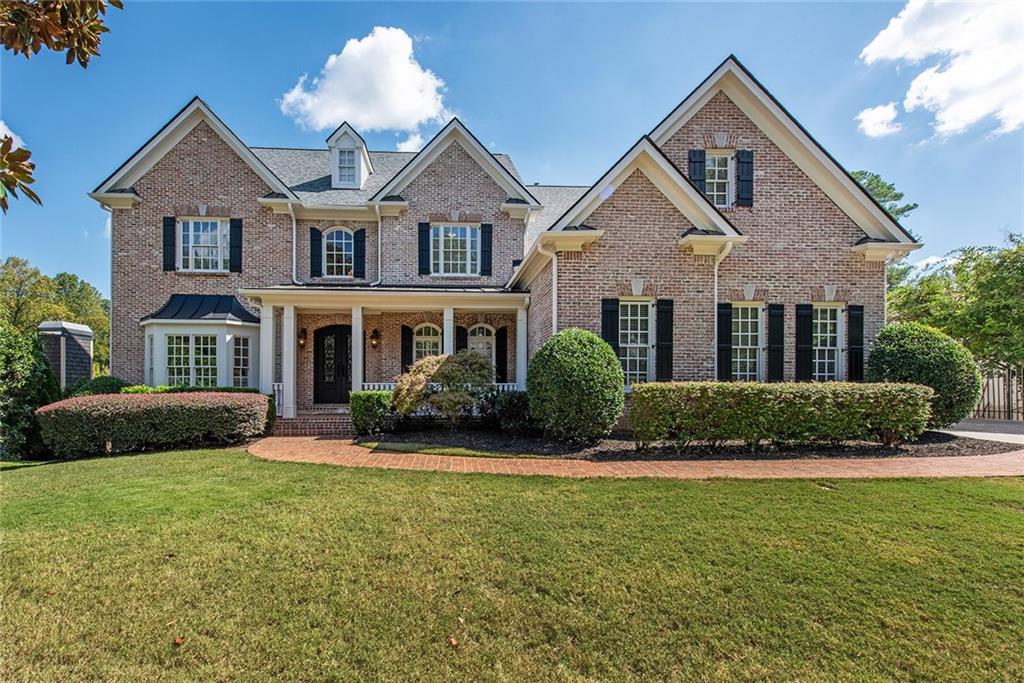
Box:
90 55 919 431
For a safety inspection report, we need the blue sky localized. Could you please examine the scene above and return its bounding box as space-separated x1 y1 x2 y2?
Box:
2 1 1021 297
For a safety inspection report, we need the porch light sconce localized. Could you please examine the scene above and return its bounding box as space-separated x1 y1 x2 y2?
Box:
369 328 381 349
297 328 307 349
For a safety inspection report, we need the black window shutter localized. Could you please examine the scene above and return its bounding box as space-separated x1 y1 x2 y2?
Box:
717 303 733 381
601 299 620 354
229 218 243 273
162 217 176 271
310 227 323 277
847 304 864 381
495 327 508 383
455 325 468 352
655 299 674 381
353 228 366 278
688 149 706 193
795 304 814 381
480 223 493 276
418 222 431 275
766 304 785 382
735 150 754 207
401 325 413 372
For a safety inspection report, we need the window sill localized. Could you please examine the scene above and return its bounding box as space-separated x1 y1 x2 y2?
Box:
176 270 231 277
427 273 485 279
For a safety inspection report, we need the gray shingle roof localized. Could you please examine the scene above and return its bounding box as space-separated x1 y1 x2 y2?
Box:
521 185 589 255
251 147 523 207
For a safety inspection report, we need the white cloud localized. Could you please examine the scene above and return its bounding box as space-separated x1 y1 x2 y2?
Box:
856 102 903 137
861 1 1024 137
396 132 424 152
0 120 24 148
280 26 448 138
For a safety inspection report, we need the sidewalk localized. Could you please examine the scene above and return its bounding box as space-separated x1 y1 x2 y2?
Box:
944 419 1024 445
249 437 1024 480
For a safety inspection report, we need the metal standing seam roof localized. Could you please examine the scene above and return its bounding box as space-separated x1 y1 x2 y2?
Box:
142 294 260 323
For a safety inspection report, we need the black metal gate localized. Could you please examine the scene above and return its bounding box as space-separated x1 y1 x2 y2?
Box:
973 365 1023 421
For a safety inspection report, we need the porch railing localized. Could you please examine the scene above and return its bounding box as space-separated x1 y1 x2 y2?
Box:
359 382 520 393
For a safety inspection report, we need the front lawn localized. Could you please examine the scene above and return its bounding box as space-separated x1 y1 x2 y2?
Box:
2 449 1022 680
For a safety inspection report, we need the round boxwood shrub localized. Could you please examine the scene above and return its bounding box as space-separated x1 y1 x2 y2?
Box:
867 322 982 428
527 328 624 442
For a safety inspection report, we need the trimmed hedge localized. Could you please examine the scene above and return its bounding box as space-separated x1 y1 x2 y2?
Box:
631 381 933 450
495 390 533 435
351 390 395 436
121 384 261 394
527 328 624 442
67 375 129 397
36 392 269 458
867 322 982 428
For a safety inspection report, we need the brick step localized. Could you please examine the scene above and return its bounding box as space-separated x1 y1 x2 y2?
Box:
272 414 355 437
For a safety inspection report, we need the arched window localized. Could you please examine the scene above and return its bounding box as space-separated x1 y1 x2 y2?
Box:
468 324 496 368
414 324 442 361
324 228 354 277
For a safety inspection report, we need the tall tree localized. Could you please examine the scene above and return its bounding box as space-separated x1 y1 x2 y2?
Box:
0 0 123 213
52 272 110 371
852 170 920 288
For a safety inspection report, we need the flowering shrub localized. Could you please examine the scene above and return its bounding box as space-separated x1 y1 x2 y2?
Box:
36 392 268 458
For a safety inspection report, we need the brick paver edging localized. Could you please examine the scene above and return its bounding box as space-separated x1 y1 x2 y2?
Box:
248 437 1024 480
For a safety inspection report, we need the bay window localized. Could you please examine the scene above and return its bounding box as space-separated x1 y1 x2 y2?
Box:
233 336 251 388
166 334 218 387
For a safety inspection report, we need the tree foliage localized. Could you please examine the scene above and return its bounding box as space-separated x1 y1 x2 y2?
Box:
0 320 60 458
0 0 123 212
0 256 110 372
851 170 919 222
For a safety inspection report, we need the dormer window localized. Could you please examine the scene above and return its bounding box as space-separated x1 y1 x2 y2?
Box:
337 149 356 185
326 122 373 190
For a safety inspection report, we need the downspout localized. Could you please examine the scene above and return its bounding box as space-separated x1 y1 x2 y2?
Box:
370 204 383 286
289 202 301 285
712 240 734 366
536 240 558 336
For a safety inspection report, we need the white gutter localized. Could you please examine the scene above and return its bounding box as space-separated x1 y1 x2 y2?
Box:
711 240 734 365
536 241 558 336
288 202 301 285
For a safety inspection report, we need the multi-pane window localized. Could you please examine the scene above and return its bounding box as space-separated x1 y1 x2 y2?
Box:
324 229 354 277
705 154 731 207
180 219 229 271
431 225 479 275
618 301 651 386
812 307 840 381
337 149 356 185
233 336 250 388
166 334 218 386
732 305 761 381
468 325 496 374
414 324 442 361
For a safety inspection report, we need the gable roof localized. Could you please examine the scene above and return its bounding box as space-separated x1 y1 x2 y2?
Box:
368 118 540 207
93 97 297 200
547 136 742 237
649 55 917 245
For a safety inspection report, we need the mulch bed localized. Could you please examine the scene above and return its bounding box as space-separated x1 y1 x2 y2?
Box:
363 428 1022 461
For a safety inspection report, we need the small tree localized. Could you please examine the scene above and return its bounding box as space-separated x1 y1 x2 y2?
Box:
0 321 60 458
392 351 493 427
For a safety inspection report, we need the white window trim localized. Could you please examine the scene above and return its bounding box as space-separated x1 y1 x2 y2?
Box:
142 322 260 388
167 333 219 387
322 227 355 279
331 146 362 189
467 323 497 369
232 334 252 388
811 303 846 382
618 298 654 387
731 302 765 382
177 217 230 273
430 223 481 277
413 323 443 361
705 149 735 209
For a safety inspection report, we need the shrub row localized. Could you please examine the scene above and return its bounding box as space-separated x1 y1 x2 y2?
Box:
36 393 269 458
121 384 261 394
630 381 933 449
350 390 395 436
67 375 130 397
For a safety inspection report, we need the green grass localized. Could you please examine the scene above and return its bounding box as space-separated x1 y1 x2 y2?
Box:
2 449 1022 681
360 440 553 459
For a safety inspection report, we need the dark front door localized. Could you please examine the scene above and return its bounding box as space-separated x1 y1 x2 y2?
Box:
314 325 351 404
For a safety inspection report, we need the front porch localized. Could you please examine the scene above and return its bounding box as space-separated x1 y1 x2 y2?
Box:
243 286 529 418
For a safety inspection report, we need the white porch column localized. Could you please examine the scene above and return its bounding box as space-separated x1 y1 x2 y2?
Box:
351 305 364 394
516 306 528 389
282 304 296 418
442 307 455 355
259 304 274 393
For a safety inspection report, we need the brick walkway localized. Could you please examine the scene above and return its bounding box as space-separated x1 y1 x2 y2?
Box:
248 437 1024 480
